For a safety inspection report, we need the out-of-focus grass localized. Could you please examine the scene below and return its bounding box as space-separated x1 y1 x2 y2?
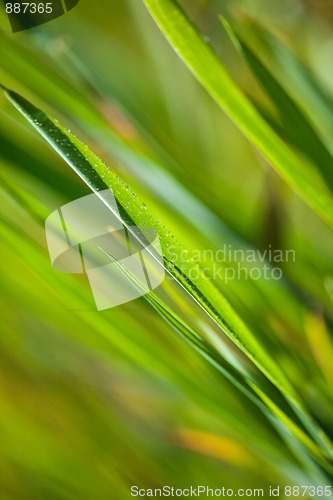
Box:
0 0 333 498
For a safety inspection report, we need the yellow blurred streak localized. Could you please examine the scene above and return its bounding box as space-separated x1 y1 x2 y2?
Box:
305 311 333 384
173 428 252 466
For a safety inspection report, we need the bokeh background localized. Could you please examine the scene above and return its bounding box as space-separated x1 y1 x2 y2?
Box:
1 0 333 498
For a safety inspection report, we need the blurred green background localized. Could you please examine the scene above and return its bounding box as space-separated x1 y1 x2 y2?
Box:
1 0 333 498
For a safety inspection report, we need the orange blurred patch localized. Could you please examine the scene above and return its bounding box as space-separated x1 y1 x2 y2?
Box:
173 429 252 466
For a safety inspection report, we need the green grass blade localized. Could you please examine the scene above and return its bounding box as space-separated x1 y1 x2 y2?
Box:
1 86 290 392
142 0 333 228
3 86 333 461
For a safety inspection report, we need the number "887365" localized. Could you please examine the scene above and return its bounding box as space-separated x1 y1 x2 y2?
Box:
6 3 53 14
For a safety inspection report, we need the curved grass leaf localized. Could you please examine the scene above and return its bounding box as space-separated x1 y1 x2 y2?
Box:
222 19 333 196
2 86 333 461
142 0 333 229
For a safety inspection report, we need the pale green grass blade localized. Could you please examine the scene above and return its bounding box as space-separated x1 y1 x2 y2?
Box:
142 0 333 229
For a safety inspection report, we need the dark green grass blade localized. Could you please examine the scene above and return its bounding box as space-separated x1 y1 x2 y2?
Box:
222 19 333 195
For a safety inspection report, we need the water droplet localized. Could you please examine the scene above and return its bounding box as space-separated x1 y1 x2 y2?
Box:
142 203 147 209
